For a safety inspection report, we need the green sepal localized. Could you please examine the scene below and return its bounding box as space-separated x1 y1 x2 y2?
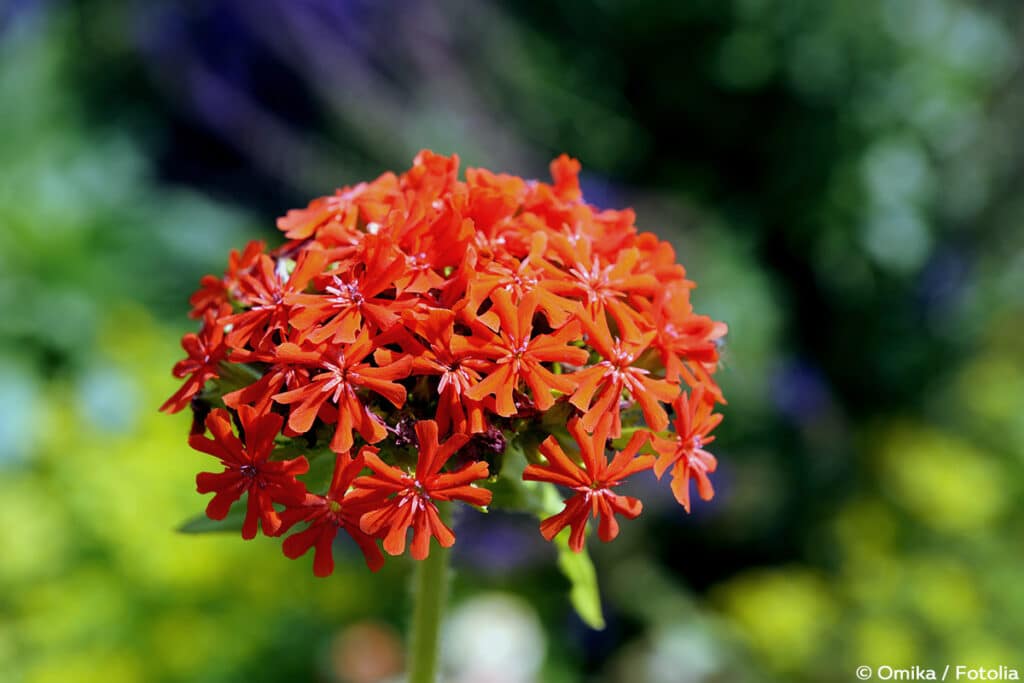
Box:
631 347 666 374
211 361 265 396
608 424 657 451
297 447 338 493
485 439 547 512
539 401 573 435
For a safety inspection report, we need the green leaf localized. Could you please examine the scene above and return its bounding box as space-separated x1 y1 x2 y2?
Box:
177 501 246 534
538 479 605 630
554 532 606 630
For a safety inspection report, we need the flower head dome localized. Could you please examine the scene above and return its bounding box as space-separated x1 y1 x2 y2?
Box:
165 151 727 575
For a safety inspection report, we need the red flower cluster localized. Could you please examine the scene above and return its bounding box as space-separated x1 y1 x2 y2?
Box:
164 151 726 575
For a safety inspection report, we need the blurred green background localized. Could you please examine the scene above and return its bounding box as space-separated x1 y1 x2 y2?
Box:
2 1 1023 681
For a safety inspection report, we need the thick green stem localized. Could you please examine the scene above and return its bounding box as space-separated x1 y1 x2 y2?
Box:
407 509 450 683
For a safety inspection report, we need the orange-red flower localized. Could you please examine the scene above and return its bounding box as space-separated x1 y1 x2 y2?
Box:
462 232 579 329
222 248 328 348
188 240 264 319
276 175 398 241
377 309 490 434
524 416 653 552
273 328 411 453
222 335 317 413
639 285 727 403
569 309 678 436
288 236 409 344
349 420 492 559
160 305 230 414
546 233 659 332
650 385 722 511
190 406 309 539
461 289 589 416
280 450 385 575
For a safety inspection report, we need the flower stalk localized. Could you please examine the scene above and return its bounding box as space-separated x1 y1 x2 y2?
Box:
407 504 451 683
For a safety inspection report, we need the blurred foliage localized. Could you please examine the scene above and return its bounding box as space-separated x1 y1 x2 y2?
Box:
0 8 253 465
0 307 424 683
2 0 1024 681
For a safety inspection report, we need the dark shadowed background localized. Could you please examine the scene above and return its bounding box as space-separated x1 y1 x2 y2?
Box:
2 1 1023 681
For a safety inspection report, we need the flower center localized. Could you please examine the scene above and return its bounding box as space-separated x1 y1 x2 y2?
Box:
253 289 285 311
438 365 470 395
397 479 433 513
502 271 538 295
569 259 618 304
320 354 354 402
326 277 364 307
408 252 430 271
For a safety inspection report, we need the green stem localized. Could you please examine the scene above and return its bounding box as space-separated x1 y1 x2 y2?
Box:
408 507 451 683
